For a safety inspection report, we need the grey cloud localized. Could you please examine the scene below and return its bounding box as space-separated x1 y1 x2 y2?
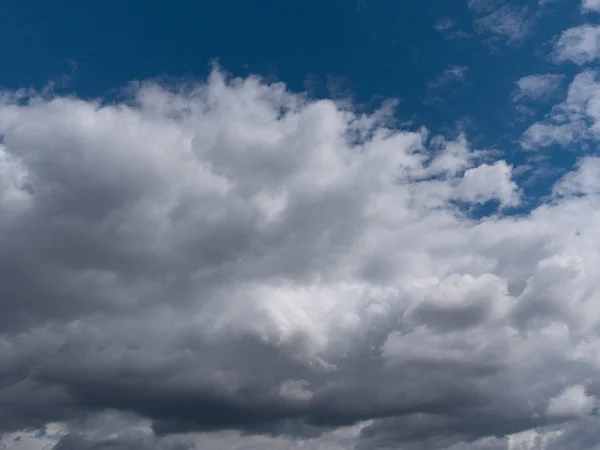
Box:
53 434 194 450
543 417 600 450
2 70 600 450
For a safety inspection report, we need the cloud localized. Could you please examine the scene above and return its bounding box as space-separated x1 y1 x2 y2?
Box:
554 25 600 64
554 156 600 196
514 74 565 102
2 69 600 450
521 70 600 149
453 161 520 207
433 19 472 40
425 66 469 105
433 66 469 86
546 385 597 419
427 66 469 94
469 0 534 44
434 18 457 32
582 0 600 13
543 417 600 449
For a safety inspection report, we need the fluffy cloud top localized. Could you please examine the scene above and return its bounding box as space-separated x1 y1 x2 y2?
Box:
1 67 600 450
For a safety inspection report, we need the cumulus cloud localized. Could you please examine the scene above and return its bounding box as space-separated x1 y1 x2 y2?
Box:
453 161 520 207
2 69 600 450
554 25 600 64
521 70 600 149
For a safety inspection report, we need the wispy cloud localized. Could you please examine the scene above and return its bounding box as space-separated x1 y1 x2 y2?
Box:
429 65 469 88
434 17 457 32
425 65 469 105
469 0 535 45
434 17 474 40
514 74 565 102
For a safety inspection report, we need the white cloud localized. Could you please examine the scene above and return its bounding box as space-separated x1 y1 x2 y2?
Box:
546 385 597 418
521 70 600 149
446 65 469 80
514 74 564 102
453 161 520 207
426 66 469 105
554 25 600 64
582 0 600 12
438 65 469 84
521 122 583 149
554 156 600 196
434 18 457 32
469 1 534 44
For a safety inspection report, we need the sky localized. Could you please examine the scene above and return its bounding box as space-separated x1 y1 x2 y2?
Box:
2 0 600 449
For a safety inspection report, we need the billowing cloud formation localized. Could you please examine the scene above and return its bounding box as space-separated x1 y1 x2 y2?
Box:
2 68 600 450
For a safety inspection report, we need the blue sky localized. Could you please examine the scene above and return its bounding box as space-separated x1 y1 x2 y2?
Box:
4 1 600 450
0 0 591 211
